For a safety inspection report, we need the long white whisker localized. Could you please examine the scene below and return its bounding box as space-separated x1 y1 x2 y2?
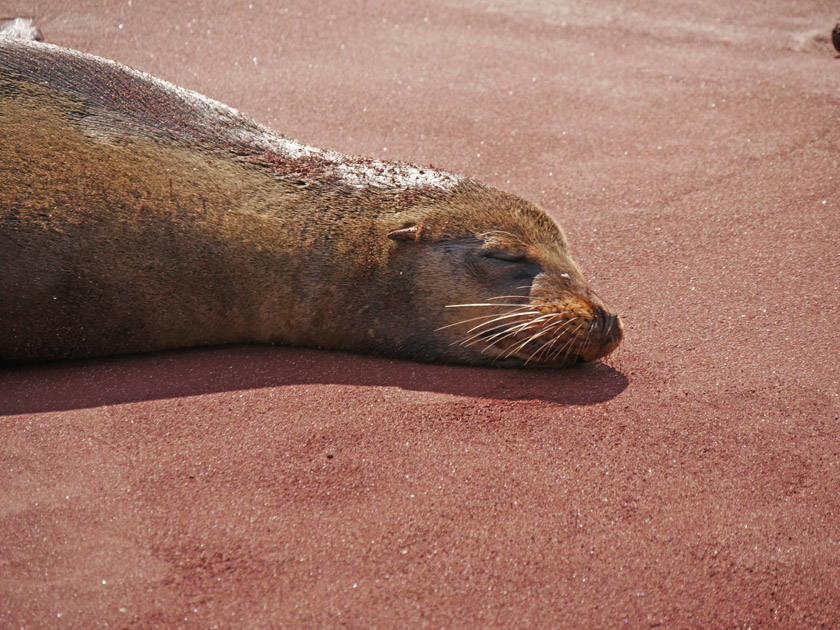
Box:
464 316 542 350
578 321 594 363
504 315 567 359
451 311 540 345
478 314 558 353
548 325 578 362
442 293 599 366
526 318 578 364
525 336 563 366
523 317 583 365
435 306 535 332
565 323 587 363
486 295 531 302
445 303 534 309
476 230 519 239
458 315 536 348
529 321 575 363
552 321 586 363
465 310 540 334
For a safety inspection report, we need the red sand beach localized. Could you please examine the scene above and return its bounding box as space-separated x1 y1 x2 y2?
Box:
2 1 838 627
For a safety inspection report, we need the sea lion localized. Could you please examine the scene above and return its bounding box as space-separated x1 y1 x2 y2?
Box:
0 37 622 367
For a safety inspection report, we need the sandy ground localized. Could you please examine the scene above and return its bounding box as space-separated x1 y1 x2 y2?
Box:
2 0 839 627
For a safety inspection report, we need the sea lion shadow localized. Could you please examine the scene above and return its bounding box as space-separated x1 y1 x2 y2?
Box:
0 345 628 416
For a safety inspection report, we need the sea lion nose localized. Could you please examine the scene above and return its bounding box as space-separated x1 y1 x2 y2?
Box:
599 309 623 346
587 305 623 360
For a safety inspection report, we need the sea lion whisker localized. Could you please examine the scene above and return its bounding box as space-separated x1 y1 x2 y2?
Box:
503 316 568 360
479 315 558 353
455 311 537 343
463 310 541 334
553 321 586 363
435 307 537 332
458 316 538 348
442 311 540 341
486 321 552 357
524 335 564 366
577 323 595 364
540 318 582 362
492 314 557 344
445 303 536 309
487 295 530 304
480 330 531 354
527 317 582 364
501 314 562 351
531 323 573 363
565 323 587 364
503 329 551 360
547 321 581 361
463 317 539 350
486 295 532 302
476 230 520 239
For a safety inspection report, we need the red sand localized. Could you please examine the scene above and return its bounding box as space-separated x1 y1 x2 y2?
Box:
2 1 839 627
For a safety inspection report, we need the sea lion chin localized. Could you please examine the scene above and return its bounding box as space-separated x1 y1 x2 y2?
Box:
0 37 622 368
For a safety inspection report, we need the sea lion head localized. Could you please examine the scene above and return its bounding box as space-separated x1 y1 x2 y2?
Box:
384 182 623 367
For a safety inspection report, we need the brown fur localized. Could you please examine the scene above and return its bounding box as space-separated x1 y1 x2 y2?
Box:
0 39 622 366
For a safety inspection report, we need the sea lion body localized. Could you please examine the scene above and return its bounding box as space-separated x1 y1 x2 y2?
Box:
0 38 622 367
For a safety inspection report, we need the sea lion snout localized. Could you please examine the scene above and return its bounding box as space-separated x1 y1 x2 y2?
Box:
561 286 623 362
580 304 623 362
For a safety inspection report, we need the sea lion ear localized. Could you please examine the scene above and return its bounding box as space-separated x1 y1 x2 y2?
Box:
387 225 420 241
